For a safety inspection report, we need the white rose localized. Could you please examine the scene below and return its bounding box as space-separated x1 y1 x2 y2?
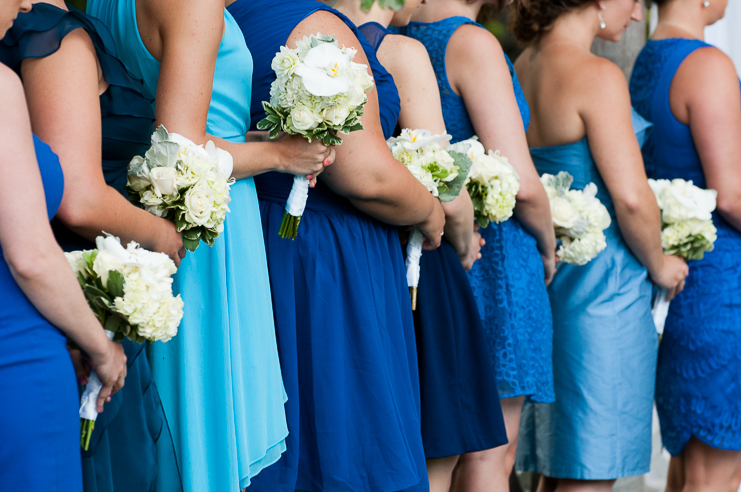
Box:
64 250 87 277
322 104 351 126
184 184 215 226
272 46 301 79
551 196 581 229
150 167 177 196
289 105 321 132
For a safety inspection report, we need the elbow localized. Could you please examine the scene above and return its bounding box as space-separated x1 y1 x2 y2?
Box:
56 196 97 231
614 193 645 216
717 194 741 220
6 248 57 284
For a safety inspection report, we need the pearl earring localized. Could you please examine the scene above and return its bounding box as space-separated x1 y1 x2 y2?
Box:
703 0 710 6
598 11 606 29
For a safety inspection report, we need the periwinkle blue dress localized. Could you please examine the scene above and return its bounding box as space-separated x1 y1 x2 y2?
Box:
402 17 555 404
0 6 180 491
0 137 80 492
368 21 507 459
85 1 289 491
515 111 658 479
631 38 741 456
229 1 428 490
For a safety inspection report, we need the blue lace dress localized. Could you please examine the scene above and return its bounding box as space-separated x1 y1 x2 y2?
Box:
0 6 181 491
401 17 554 403
374 20 507 459
631 38 741 456
229 1 428 491
0 136 80 492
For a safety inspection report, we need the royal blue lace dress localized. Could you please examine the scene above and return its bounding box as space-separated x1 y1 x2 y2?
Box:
0 5 182 491
0 136 80 492
401 17 554 404
631 38 741 456
229 1 428 491
372 21 507 459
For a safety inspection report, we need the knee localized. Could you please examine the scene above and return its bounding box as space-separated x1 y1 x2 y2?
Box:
460 447 504 468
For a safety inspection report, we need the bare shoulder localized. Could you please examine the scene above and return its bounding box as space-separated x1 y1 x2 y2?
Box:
142 0 224 39
448 23 503 61
676 45 737 89
570 53 629 105
378 34 431 75
0 64 23 98
292 10 368 64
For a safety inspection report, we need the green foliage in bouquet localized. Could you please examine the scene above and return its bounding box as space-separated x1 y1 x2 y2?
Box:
437 151 472 203
258 101 365 147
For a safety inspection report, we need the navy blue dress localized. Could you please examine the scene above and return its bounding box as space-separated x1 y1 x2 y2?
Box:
228 1 427 491
631 38 741 456
0 5 181 491
365 21 507 458
0 137 80 491
401 17 555 404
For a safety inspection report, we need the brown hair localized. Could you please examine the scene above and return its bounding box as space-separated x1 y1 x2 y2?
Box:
510 0 596 43
474 1 508 24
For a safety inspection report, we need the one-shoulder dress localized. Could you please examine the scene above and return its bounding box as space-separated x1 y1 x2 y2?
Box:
516 111 658 479
0 136 79 492
85 1 289 490
0 5 181 491
378 19 508 459
401 17 555 406
631 38 741 456
228 1 429 490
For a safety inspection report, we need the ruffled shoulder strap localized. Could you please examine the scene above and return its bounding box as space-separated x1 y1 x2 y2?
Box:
358 22 391 52
0 3 153 117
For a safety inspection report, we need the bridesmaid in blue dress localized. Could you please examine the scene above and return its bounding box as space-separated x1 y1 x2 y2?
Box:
0 3 183 490
631 1 741 489
402 1 557 489
86 0 335 490
0 44 126 490
331 3 508 492
229 1 448 490
510 1 688 490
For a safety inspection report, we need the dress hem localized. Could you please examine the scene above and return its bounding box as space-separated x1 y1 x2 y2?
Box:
516 465 650 481
666 432 741 458
239 437 288 489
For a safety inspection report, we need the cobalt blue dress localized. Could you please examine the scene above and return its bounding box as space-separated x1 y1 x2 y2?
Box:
0 5 182 491
631 38 741 456
516 111 657 479
229 1 428 491
0 136 80 492
402 17 554 405
372 21 507 458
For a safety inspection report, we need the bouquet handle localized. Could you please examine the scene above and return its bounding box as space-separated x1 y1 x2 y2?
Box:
652 287 670 335
405 228 425 310
280 176 311 240
79 329 115 450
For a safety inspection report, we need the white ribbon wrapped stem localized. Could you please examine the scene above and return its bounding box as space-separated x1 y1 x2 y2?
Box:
285 175 311 217
652 287 670 335
405 228 425 288
79 329 116 421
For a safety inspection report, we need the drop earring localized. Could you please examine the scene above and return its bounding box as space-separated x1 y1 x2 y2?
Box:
703 0 710 6
598 11 606 29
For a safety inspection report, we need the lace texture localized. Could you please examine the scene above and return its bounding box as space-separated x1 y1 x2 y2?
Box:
631 38 741 455
405 16 554 402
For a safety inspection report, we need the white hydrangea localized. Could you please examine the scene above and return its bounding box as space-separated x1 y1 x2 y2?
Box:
540 172 611 266
387 129 458 198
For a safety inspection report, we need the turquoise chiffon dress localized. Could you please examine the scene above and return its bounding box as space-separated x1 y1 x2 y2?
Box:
631 38 741 456
1 5 180 491
0 136 81 492
401 17 555 404
515 111 658 479
86 1 289 490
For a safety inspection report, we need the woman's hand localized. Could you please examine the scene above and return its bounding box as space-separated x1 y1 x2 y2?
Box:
273 133 335 182
88 339 127 413
649 255 689 302
541 250 556 286
152 219 186 266
417 199 446 251
458 222 484 271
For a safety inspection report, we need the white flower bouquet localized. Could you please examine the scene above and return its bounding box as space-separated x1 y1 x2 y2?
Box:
540 171 612 266
127 126 234 252
449 137 520 228
257 33 375 239
387 129 472 309
66 235 183 450
648 178 717 333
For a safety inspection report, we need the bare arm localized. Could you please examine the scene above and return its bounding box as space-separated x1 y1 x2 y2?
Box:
288 11 445 247
0 69 126 411
21 28 185 265
139 0 331 182
674 48 741 231
582 60 687 298
450 25 556 282
381 34 479 266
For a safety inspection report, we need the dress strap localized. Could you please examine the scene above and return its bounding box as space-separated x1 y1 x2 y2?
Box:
650 39 712 127
358 22 389 52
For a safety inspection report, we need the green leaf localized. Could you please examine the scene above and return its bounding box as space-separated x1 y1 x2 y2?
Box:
360 0 406 12
182 228 201 241
174 215 188 232
104 314 128 334
437 151 473 202
183 237 201 252
106 270 125 299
